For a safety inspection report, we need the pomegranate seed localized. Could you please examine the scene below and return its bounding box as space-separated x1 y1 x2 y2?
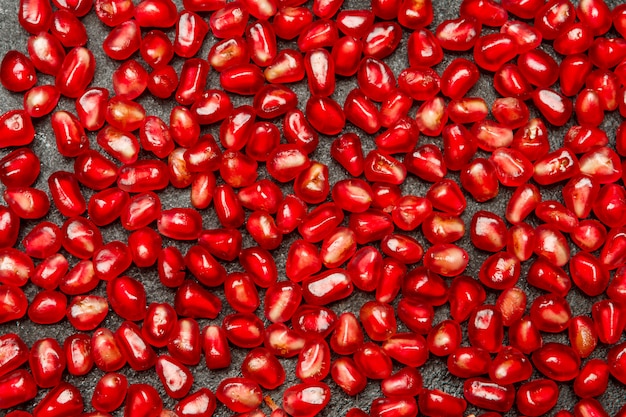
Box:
516 379 559 416
407 28 443 68
381 366 423 397
436 17 480 52
92 372 128 413
463 377 515 413
533 342 581 381
124 383 163 417
419 390 467 417
473 33 518 72
241 347 285 390
203 325 231 369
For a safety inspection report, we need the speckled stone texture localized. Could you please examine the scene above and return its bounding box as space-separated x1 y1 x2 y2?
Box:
0 0 625 416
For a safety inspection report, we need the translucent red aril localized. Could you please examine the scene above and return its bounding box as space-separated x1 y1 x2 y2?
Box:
608 341 626 385
398 67 441 101
142 302 177 347
419 390 467 417
203 325 231 369
460 0 508 26
517 49 559 89
593 184 626 228
115 321 156 371
441 124 477 171
56 47 95 98
140 30 174 69
427 320 461 356
103 20 141 61
94 0 134 26
18 0 53 34
426 179 466 216
167 318 201 366
223 272 259 313
380 366 423 398
241 347 285 390
447 346 491 380
207 38 247 74
222 312 265 349
440 58 479 100
21 221 61 259
468 305 504 353
106 275 146 321
123 383 163 417
494 64 532 99
516 379 559 417
210 2 249 38
345 89 382 135
436 17 480 52
533 342 581 382
292 304 337 340
574 358 610 400
460 158 499 203
357 57 396 102
173 11 209 58
330 133 364 177
92 372 128 413
67 294 108 331
0 51 37 93
91 327 126 372
501 20 542 53
447 276 485 323
294 337 331 383
33 382 84 416
509 315 543 355
272 6 313 40
29 337 65 388
473 33 518 72
264 281 302 324
331 357 366 396
0 284 27 324
216 377 262 413
305 96 345 136
0 110 35 149
253 84 298 120
407 28 443 68
3 187 49 220
422 213 464 246
530 293 572 333
245 20 277 67
488 346 532 385
106 97 146 132
23 85 60 118
592 299 626 345
134 0 177 28
282 382 330 417
463 377 515 413
27 290 66 325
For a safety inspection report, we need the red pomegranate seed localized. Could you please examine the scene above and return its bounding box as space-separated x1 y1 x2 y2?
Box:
92 372 128 413
124 383 163 417
419 390 467 417
67 295 108 331
463 377 515 413
202 325 231 369
79 252 117 293
28 290 66 325
398 67 441 101
447 346 491 379
489 346 532 385
241 347 285 390
408 29 442 69
533 342 581 382
22 221 62 259
516 379 559 416
427 320 461 356
381 366 423 398
509 315 543 355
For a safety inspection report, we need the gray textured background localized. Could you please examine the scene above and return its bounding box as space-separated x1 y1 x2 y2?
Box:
0 0 625 416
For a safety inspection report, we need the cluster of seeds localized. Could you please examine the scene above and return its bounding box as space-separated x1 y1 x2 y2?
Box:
1 0 626 416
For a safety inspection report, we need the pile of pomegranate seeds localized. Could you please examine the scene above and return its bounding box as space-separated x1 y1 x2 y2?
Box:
2 0 626 415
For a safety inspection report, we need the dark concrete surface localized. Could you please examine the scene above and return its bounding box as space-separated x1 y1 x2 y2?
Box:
0 0 625 416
